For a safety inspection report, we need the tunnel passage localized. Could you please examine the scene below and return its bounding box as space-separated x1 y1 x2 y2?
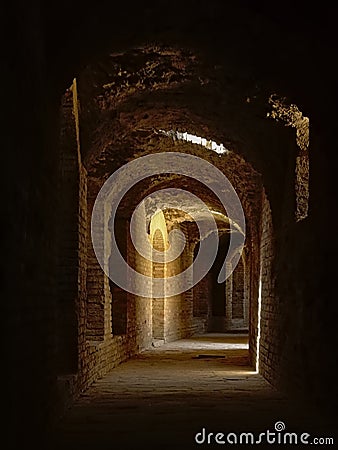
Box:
54 41 314 396
54 47 299 404
6 3 338 449
49 41 324 449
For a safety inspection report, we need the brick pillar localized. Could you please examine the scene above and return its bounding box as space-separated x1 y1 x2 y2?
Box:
86 178 111 341
57 81 85 374
111 218 128 335
225 261 233 330
152 229 165 340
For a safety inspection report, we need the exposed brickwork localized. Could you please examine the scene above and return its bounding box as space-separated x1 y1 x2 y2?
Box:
232 259 244 319
110 219 128 336
225 268 233 330
193 278 209 317
5 5 337 450
225 257 250 331
295 151 309 221
86 180 106 341
248 230 262 368
152 229 166 340
77 163 88 366
192 273 210 334
257 191 277 380
57 87 80 374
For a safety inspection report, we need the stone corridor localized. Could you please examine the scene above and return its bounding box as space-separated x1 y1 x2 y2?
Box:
5 2 338 449
51 334 334 449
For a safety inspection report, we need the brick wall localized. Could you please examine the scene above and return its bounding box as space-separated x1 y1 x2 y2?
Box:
225 257 249 331
86 178 106 341
5 5 337 449
55 87 272 423
232 258 244 319
164 231 195 341
249 224 262 368
257 190 278 379
192 273 210 334
55 87 138 420
152 229 166 340
57 87 80 375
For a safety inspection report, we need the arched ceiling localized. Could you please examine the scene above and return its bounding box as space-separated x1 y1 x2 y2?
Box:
75 43 294 234
78 44 292 171
51 0 329 240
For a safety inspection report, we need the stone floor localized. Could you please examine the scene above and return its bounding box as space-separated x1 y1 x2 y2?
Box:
51 334 335 449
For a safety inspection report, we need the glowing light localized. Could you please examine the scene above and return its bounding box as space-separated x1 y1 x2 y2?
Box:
210 210 227 217
159 130 229 155
256 277 262 373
